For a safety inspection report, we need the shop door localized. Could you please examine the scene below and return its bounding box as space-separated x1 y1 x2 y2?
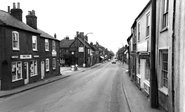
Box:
24 62 29 84
41 61 45 79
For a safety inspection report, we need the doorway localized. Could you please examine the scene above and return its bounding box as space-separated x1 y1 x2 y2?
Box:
24 62 29 84
41 61 45 79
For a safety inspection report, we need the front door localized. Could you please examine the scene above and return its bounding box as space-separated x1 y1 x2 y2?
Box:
24 62 29 84
41 61 45 79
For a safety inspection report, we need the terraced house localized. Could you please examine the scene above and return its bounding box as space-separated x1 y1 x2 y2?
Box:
0 3 60 90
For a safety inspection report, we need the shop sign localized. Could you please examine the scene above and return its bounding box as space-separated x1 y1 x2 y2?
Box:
79 47 84 52
20 55 32 59
34 55 39 58
11 56 19 59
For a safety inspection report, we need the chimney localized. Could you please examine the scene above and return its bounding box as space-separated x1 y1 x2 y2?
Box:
26 10 37 29
76 31 79 37
65 36 69 40
8 6 10 13
54 33 57 38
11 2 23 21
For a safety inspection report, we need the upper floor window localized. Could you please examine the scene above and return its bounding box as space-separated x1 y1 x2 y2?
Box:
146 13 150 37
45 39 49 51
162 0 169 29
32 36 37 51
138 23 140 42
12 31 19 50
52 40 56 51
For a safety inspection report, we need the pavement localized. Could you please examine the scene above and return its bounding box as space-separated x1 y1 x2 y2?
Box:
119 62 165 112
0 63 102 98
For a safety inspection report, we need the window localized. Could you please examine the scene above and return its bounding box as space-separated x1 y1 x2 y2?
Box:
46 58 50 71
45 39 49 51
138 23 140 42
161 50 168 88
30 60 38 76
12 62 22 82
145 59 150 81
162 0 169 29
53 58 56 69
138 59 140 74
12 31 19 50
146 13 150 37
52 40 56 51
32 36 37 51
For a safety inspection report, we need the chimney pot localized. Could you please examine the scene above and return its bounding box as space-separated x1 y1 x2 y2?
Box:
17 2 20 9
13 3 16 9
32 10 35 16
54 33 57 38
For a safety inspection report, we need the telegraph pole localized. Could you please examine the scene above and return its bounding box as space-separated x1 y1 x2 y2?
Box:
150 0 158 108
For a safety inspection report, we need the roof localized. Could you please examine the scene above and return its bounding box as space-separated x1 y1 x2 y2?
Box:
60 39 74 48
77 37 91 48
0 10 39 34
37 29 59 41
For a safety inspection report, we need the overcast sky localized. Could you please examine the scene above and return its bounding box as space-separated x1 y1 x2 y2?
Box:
1 0 149 54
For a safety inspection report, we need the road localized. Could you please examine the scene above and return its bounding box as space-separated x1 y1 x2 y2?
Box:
0 61 129 112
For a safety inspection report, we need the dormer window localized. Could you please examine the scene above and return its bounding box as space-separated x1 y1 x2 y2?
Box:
45 39 49 51
12 31 19 50
32 36 37 51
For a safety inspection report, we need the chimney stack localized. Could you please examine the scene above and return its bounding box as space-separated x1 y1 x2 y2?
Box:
26 10 37 29
54 33 57 38
11 2 23 21
8 6 10 13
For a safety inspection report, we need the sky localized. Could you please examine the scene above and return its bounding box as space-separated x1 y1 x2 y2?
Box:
0 0 149 54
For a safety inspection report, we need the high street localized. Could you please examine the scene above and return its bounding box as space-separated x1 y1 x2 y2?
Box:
0 61 164 112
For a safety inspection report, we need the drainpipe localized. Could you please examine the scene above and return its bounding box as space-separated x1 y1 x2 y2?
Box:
150 0 158 108
171 0 176 111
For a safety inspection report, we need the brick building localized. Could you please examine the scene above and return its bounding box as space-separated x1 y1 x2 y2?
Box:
0 3 60 90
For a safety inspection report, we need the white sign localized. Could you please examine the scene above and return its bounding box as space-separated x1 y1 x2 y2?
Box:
79 47 84 52
20 55 32 59
137 41 148 52
34 55 39 58
11 56 18 59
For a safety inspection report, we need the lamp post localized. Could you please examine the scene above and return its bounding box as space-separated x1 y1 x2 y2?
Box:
83 32 93 67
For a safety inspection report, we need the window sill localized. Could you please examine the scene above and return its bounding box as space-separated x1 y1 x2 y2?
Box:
12 78 22 82
31 74 38 77
159 87 168 96
13 49 20 51
46 70 50 72
160 27 168 33
33 50 38 52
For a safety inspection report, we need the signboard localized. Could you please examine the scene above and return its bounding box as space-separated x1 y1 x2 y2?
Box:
11 56 19 59
20 55 32 59
34 55 39 58
79 47 84 52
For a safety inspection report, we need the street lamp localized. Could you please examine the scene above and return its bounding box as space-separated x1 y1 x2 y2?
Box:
83 32 93 67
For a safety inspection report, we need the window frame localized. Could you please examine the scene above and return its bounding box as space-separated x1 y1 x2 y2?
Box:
32 36 37 51
160 50 168 88
53 58 56 70
12 61 22 82
46 58 50 71
45 39 49 51
52 40 56 51
161 0 169 29
146 13 150 37
12 31 20 51
138 23 140 42
30 60 38 77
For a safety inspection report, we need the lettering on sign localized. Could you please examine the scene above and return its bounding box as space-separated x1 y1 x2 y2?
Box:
20 55 32 59
34 55 39 58
11 56 19 59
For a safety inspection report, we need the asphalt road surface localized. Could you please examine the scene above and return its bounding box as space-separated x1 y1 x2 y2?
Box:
0 61 129 112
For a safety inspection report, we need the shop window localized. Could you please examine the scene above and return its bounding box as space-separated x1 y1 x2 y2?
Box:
53 58 56 69
145 59 150 81
12 31 19 50
12 62 22 82
30 60 38 76
45 39 49 51
46 58 50 71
